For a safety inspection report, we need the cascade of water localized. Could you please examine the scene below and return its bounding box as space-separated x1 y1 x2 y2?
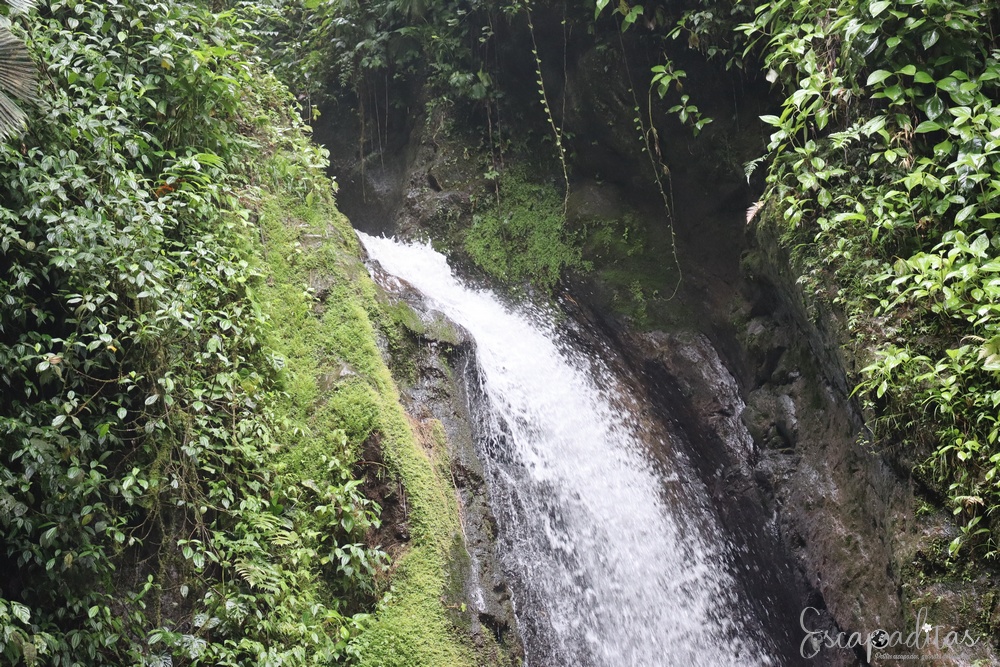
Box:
358 232 779 667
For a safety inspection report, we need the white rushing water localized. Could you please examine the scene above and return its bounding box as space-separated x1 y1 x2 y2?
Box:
357 232 777 667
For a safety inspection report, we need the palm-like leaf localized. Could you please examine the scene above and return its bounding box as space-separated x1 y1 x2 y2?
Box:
6 0 37 15
0 0 37 142
0 28 35 101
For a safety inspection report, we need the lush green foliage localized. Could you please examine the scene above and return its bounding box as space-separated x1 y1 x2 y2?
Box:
249 0 735 299
0 1 415 664
744 0 1000 558
239 0 496 106
259 195 492 667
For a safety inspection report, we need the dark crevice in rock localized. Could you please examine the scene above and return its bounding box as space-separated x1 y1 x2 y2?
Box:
358 434 412 554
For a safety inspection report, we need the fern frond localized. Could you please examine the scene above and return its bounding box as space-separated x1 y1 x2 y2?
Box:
234 559 282 593
271 528 300 547
250 510 285 530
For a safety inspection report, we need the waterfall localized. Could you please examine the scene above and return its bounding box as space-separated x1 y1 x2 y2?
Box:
358 232 780 667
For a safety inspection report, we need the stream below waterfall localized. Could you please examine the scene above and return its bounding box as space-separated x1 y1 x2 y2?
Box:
358 232 784 667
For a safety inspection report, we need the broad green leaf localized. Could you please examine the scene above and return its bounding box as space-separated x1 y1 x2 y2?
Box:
971 233 989 255
925 94 945 121
818 188 832 208
11 602 29 624
870 0 890 17
955 204 977 226
866 69 893 86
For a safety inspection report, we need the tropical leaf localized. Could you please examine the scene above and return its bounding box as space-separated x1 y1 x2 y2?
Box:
0 27 35 100
0 84 26 140
5 0 38 14
0 23 36 142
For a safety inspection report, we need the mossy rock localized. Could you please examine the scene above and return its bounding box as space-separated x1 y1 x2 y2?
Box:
257 190 503 666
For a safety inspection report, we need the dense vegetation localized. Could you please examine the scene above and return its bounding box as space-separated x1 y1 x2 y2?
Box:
740 0 1000 561
0 1 491 665
465 169 584 290
250 0 604 288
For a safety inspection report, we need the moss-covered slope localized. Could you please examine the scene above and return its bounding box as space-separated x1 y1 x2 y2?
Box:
257 186 488 667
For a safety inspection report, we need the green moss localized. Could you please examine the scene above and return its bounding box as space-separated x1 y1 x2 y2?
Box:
374 299 423 382
465 170 583 290
386 299 428 337
256 189 484 666
353 545 472 667
444 533 474 630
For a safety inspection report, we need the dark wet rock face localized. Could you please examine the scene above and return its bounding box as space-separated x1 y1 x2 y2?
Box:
543 300 813 664
737 231 1000 666
619 311 872 667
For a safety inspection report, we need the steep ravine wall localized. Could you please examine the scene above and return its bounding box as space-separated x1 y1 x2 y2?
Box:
733 222 1000 666
313 19 1000 665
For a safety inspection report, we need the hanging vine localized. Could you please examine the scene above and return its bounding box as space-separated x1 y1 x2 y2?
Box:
524 0 570 217
615 28 684 299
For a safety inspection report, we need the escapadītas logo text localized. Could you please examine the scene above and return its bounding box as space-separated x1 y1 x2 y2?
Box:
799 606 980 662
